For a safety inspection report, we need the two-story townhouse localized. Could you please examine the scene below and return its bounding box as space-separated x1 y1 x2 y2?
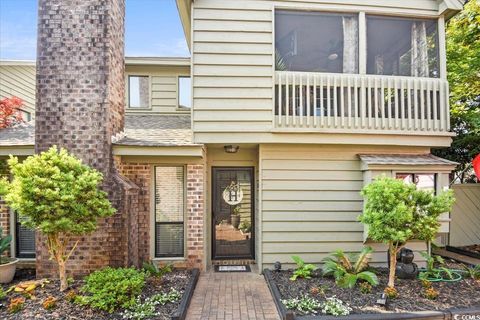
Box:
0 0 464 276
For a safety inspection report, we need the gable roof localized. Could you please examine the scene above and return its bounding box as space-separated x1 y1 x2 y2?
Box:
359 153 458 168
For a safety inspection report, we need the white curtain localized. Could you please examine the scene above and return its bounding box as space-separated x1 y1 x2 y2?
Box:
342 16 358 74
411 21 429 77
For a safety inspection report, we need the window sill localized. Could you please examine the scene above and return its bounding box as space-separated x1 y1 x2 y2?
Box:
151 257 186 262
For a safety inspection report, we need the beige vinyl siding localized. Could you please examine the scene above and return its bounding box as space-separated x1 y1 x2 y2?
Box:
0 65 36 117
449 184 480 247
125 65 190 114
259 144 433 269
191 0 453 147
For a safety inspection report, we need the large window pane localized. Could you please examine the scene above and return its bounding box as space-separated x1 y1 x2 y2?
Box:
367 16 439 78
16 214 35 258
154 166 184 257
396 173 436 193
275 10 358 73
178 77 191 109
128 76 149 108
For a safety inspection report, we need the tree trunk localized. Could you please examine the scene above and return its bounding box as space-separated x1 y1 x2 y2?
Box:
58 260 67 291
388 244 397 288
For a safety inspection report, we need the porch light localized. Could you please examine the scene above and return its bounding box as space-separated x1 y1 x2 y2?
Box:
224 145 239 153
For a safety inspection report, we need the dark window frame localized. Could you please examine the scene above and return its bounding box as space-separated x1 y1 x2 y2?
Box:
14 212 36 259
153 166 186 258
396 172 437 194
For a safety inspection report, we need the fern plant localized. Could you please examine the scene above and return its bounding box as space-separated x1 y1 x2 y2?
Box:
142 261 173 278
290 256 317 281
322 247 379 288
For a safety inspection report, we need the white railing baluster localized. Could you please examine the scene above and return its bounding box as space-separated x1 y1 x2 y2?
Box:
273 72 446 134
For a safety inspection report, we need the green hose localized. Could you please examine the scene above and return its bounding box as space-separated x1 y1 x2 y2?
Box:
417 268 463 282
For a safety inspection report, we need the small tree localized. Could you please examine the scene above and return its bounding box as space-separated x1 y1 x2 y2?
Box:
359 176 454 289
0 146 115 291
0 96 24 129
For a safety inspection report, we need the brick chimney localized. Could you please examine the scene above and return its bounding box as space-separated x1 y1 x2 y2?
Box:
35 0 139 277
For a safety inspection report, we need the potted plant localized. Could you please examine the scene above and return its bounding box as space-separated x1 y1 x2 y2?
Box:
231 205 241 229
0 226 18 283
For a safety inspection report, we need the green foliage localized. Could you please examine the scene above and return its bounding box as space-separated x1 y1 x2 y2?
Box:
239 220 251 233
0 226 12 264
321 296 352 316
142 261 173 278
282 296 322 315
359 282 372 294
360 176 455 245
80 267 146 313
433 1 480 182
290 256 316 281
0 146 115 235
462 264 480 281
122 289 182 320
419 252 456 281
360 176 454 288
0 287 6 300
322 247 379 289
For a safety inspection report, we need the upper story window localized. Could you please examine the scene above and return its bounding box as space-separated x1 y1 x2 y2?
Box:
128 75 150 108
178 76 191 109
275 10 358 74
367 16 439 78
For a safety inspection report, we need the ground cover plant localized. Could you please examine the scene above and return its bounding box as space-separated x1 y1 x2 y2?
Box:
0 266 192 320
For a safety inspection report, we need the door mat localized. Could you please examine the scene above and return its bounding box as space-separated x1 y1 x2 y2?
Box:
214 265 251 272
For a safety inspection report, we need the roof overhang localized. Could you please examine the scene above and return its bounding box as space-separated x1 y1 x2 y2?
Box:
113 144 203 157
359 154 458 172
0 146 35 157
176 0 192 51
439 0 466 20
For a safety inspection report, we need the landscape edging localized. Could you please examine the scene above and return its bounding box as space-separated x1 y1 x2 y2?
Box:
263 268 480 320
171 268 200 320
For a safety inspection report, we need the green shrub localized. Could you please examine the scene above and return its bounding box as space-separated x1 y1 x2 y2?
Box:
0 287 6 300
462 264 480 280
322 247 378 289
80 267 146 313
290 256 316 281
359 176 454 289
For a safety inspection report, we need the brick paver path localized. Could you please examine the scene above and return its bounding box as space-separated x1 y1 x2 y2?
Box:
186 271 279 320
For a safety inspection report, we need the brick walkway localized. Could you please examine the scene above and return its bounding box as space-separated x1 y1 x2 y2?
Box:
186 270 279 320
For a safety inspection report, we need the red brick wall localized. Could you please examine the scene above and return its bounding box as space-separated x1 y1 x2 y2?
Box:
119 162 205 270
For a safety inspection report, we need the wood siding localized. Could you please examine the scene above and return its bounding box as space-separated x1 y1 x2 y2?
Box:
449 184 480 247
191 0 452 147
259 144 438 268
0 64 36 117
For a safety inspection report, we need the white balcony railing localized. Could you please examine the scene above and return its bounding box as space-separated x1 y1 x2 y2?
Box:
274 71 450 134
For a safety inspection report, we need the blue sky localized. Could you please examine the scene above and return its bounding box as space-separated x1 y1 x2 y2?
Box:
0 0 190 60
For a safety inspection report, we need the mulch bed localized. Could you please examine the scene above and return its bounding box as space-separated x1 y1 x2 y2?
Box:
270 261 480 315
0 268 192 320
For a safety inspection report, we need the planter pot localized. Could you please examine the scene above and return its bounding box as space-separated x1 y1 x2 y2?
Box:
0 258 19 283
231 215 241 229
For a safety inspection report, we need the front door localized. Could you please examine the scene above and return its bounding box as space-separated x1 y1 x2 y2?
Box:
212 167 254 260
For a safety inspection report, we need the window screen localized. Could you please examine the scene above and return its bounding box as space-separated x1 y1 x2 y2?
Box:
367 16 439 78
128 76 149 108
154 166 185 257
275 10 358 73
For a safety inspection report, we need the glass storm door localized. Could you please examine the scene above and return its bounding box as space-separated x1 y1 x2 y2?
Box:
212 167 254 260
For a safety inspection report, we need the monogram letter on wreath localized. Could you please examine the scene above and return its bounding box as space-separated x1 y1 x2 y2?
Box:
222 181 243 206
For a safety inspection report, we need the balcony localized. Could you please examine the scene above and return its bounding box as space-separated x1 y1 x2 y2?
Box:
274 71 450 134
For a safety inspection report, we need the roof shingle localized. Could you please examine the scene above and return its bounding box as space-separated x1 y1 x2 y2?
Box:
358 154 458 166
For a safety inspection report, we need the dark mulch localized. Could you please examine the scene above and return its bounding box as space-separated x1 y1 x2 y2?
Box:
0 268 192 320
270 261 480 315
